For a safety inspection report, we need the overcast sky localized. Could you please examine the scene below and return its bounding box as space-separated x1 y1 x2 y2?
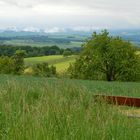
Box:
0 0 140 31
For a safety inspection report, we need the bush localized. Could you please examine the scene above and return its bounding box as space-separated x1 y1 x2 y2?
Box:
0 56 15 74
32 62 56 77
0 50 25 75
12 50 25 74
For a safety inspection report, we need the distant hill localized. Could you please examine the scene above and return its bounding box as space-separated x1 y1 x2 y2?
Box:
0 29 140 48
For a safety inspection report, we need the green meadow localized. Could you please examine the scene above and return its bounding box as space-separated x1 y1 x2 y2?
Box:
1 36 140 140
24 55 76 72
0 75 139 140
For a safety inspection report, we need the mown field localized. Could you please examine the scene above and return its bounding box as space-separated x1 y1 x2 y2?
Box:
25 55 77 72
0 75 139 140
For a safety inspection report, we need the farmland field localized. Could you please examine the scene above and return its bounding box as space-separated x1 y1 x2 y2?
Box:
1 30 140 48
4 39 83 48
0 75 139 139
25 55 77 72
0 33 86 48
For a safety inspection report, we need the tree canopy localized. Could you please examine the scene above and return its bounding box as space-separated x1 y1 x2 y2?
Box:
68 30 140 81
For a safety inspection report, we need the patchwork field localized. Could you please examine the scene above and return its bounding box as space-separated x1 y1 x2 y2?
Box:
4 40 83 48
0 33 86 48
0 75 139 139
24 55 77 72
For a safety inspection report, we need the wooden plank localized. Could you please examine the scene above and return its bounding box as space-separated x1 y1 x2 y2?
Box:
95 95 140 107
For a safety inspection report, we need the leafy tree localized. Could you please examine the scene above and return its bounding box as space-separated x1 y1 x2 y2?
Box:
69 30 140 81
0 56 15 74
12 50 26 74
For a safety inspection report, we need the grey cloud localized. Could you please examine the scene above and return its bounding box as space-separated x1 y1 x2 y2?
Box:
0 0 140 29
1 0 140 10
1 0 140 18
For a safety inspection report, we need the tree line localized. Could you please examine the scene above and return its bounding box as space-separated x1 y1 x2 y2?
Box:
0 45 81 57
0 44 80 77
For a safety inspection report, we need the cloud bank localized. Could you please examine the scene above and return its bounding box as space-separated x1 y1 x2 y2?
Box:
0 0 140 29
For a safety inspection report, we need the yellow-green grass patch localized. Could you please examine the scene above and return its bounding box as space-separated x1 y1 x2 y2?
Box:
24 55 77 73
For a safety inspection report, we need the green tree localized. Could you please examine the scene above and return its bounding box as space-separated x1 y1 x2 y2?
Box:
12 50 26 74
69 30 140 81
0 56 15 74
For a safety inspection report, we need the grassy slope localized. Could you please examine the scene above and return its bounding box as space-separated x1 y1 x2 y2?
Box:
0 75 139 139
24 55 76 72
1 75 140 98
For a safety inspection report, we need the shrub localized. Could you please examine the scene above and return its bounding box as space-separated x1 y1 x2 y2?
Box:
12 50 25 74
0 50 25 75
0 56 15 74
32 62 56 77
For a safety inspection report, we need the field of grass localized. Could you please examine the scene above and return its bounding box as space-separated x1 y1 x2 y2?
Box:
0 75 139 139
25 55 76 72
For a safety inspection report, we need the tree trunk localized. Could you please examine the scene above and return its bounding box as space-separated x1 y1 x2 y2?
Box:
106 69 115 81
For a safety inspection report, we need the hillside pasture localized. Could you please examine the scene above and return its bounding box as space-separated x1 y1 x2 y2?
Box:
0 75 139 139
24 55 76 72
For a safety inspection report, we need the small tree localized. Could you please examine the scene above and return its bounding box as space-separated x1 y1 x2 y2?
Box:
32 62 56 77
12 50 25 74
0 56 15 74
69 30 140 81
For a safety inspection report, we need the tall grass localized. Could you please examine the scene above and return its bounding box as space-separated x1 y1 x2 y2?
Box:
0 76 139 139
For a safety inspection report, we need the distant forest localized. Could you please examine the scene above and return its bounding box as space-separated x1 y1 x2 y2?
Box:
0 45 81 57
